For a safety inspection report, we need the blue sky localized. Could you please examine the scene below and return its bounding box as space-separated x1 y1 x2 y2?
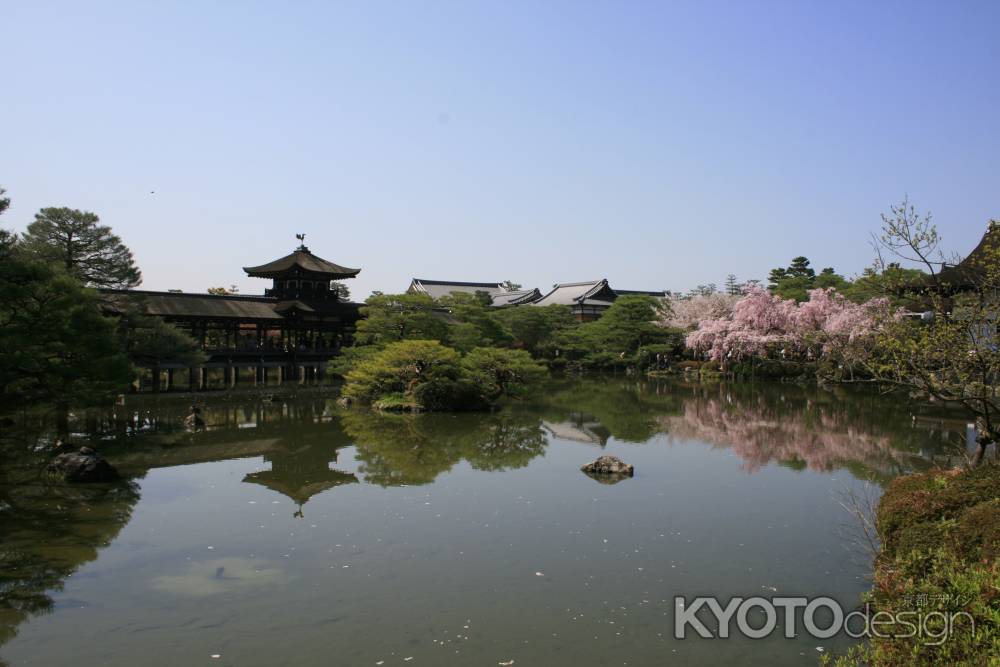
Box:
2 0 998 298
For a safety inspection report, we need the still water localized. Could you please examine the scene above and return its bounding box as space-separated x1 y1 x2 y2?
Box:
0 379 968 666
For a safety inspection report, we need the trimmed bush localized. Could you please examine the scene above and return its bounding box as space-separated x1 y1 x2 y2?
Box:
341 341 546 411
412 378 488 412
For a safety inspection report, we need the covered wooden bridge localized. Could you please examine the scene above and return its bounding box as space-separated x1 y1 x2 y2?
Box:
102 241 362 391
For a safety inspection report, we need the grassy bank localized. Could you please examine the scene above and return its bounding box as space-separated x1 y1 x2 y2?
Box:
828 465 1000 666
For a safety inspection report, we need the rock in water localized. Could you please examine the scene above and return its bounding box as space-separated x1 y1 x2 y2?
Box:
581 455 634 482
47 447 119 483
184 406 205 431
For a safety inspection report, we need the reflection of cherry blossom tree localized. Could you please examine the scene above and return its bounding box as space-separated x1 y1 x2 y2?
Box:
661 393 915 474
685 287 891 364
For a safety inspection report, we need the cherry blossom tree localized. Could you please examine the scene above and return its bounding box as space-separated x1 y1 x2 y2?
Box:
661 293 739 330
685 287 797 362
793 288 891 360
686 287 889 366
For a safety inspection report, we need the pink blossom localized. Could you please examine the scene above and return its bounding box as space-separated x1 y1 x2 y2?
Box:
663 293 740 330
686 287 887 362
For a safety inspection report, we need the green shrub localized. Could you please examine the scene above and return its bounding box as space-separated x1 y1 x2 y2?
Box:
342 340 461 404
828 465 1000 666
342 341 546 411
461 347 546 401
825 549 999 667
878 466 1000 560
412 378 488 411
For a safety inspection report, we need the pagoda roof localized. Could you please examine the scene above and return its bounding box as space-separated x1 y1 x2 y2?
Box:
243 246 361 279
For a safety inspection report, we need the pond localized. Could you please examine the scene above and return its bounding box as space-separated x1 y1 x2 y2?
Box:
0 379 970 666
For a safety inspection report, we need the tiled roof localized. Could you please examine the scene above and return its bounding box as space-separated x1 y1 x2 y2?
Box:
615 289 668 298
408 278 506 300
100 290 360 321
243 247 360 279
531 280 617 307
490 288 542 307
935 222 1000 289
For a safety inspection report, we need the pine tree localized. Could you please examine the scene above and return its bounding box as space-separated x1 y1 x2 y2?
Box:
23 207 142 289
724 274 740 295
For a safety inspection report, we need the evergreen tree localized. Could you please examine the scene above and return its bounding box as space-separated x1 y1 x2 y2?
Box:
23 207 142 289
724 274 740 295
787 256 815 279
767 267 788 289
0 237 132 407
354 293 449 345
330 282 351 301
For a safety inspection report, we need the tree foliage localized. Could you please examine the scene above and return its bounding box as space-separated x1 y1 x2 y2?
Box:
343 340 462 405
354 293 449 345
686 286 890 368
330 282 351 301
116 312 205 368
0 236 132 407
461 347 546 401
342 340 545 410
439 292 512 352
495 304 575 356
661 292 740 330
558 295 675 370
768 256 849 301
23 208 142 289
849 203 1000 464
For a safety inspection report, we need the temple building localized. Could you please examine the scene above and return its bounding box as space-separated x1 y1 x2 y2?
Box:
933 221 1000 293
408 277 667 320
615 288 670 298
530 279 620 321
102 240 363 391
407 278 541 307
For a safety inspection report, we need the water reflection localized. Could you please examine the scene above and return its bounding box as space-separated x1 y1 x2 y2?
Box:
343 411 547 486
659 385 932 476
0 436 139 650
0 380 967 660
536 380 965 477
243 445 357 519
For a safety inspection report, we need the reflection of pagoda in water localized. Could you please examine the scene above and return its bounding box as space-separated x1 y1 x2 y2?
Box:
239 414 358 517
244 442 357 518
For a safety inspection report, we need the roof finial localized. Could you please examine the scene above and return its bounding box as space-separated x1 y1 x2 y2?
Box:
295 233 307 251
